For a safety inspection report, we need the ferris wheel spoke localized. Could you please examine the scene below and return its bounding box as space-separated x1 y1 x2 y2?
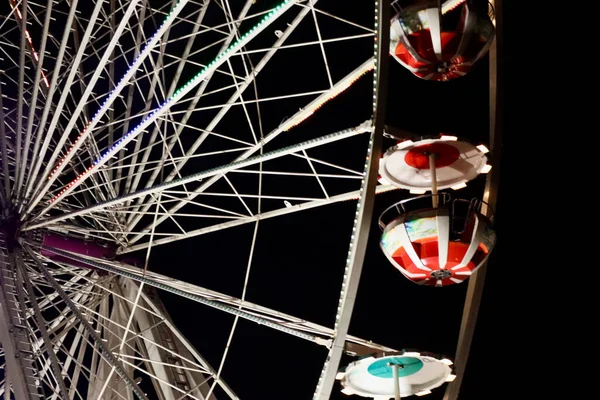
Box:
29 0 373 229
112 24 207 201
122 0 258 204
13 0 29 201
13 0 45 200
0 84 12 200
111 87 333 220
219 0 267 148
158 191 251 218
112 2 155 198
66 0 338 225
29 254 241 399
27 268 91 314
25 271 118 394
52 326 95 400
16 0 54 205
108 141 254 175
2 260 89 399
15 254 70 399
104 1 119 190
23 245 151 400
32 285 106 342
22 0 89 213
36 177 395 252
122 147 369 224
27 0 163 210
23 124 370 234
0 246 41 399
235 31 374 59
124 6 372 221
119 281 239 399
117 0 219 199
123 58 374 234
35 246 401 361
48 336 129 400
313 0 389 396
201 219 260 399
28 277 101 311
32 1 297 222
308 0 334 87
28 0 146 214
221 175 255 216
71 299 183 396
123 140 372 247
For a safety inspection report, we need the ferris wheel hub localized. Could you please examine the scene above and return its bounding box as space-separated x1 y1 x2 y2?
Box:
430 269 452 280
437 61 451 73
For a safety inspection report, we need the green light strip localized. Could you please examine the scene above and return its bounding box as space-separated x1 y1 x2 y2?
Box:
173 0 292 98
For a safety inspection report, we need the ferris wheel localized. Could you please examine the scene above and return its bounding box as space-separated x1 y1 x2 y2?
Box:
0 0 501 399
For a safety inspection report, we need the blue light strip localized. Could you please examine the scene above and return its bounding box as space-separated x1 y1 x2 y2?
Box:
49 0 187 181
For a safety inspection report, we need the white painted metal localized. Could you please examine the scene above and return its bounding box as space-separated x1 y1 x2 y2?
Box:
24 124 372 231
0 240 41 400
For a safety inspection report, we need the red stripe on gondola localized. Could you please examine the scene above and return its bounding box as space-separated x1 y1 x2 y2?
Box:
389 240 488 287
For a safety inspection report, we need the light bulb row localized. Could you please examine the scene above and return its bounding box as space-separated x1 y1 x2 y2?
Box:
10 0 50 88
48 1 187 182
49 0 292 204
283 64 374 132
313 1 381 398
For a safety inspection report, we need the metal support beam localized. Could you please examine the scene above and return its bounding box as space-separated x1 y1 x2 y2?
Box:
0 238 40 399
38 245 331 346
123 0 231 200
121 280 225 400
443 1 503 399
14 0 28 199
126 55 374 240
24 124 371 231
16 255 70 399
23 244 150 400
31 0 297 218
120 183 396 253
16 0 54 202
34 0 192 209
0 83 12 199
35 247 401 360
27 0 142 213
312 0 389 398
21 0 80 210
